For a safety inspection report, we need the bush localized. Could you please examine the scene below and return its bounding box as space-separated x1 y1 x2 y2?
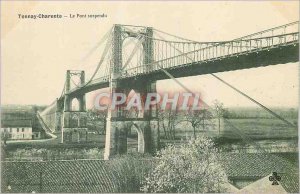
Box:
107 153 154 192
142 136 228 193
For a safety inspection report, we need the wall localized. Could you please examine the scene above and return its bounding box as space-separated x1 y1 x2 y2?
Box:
1 127 32 140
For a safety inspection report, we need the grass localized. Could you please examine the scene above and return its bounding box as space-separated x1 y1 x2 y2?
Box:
166 118 298 140
222 118 298 140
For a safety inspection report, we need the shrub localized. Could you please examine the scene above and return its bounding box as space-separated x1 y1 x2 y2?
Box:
142 136 228 193
108 153 154 192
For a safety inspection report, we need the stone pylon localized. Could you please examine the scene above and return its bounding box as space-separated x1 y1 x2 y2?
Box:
62 70 88 143
104 25 159 160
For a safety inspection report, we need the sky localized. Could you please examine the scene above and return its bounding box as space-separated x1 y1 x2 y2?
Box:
1 1 299 109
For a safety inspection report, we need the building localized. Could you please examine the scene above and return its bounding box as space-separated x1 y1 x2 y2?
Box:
222 153 299 193
1 119 42 140
1 105 47 141
1 119 32 139
236 174 287 193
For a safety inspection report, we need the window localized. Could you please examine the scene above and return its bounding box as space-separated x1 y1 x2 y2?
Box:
17 128 19 132
22 128 24 132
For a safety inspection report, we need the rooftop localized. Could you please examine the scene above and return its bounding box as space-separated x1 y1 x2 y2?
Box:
221 153 299 193
1 119 32 128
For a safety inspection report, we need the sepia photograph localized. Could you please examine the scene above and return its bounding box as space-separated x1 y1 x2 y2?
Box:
1 1 299 193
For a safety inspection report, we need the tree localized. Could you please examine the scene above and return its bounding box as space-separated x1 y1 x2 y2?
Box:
142 136 228 193
157 109 180 140
213 100 226 135
184 109 213 139
87 108 107 134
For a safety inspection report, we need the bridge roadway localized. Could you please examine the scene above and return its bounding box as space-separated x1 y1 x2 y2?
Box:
66 38 299 98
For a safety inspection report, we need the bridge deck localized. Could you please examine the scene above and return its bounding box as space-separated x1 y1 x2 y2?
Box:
67 42 298 97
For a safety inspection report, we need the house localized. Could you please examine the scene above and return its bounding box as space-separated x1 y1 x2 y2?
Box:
222 153 299 193
225 173 288 193
236 174 287 193
1 119 42 140
1 115 46 141
1 105 47 141
1 119 33 140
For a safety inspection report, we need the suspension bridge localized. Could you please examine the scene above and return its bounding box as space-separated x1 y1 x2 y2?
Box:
38 21 299 159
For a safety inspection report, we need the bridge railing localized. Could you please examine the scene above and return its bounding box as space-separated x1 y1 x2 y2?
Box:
122 31 299 77
234 21 298 41
66 75 110 94
88 75 110 85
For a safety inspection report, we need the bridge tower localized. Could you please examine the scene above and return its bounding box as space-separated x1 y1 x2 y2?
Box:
104 25 159 160
62 70 88 143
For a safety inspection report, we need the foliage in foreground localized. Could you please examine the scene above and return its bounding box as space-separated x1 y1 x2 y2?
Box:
108 153 154 192
142 136 228 193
